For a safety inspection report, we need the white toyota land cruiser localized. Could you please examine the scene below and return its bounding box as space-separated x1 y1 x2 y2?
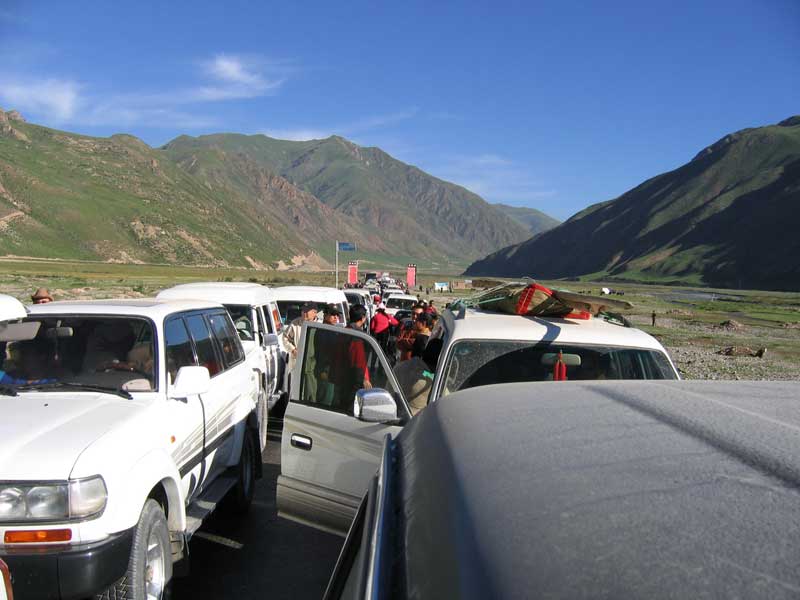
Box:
0 296 261 600
277 304 679 536
157 281 288 451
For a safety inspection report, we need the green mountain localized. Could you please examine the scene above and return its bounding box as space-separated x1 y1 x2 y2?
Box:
467 117 800 291
161 134 531 263
0 111 530 269
493 203 560 236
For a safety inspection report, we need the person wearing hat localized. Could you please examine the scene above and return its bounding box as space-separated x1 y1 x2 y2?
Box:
31 288 53 304
322 304 342 326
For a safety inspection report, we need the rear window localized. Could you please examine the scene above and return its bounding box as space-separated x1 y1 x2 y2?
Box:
386 297 416 310
441 340 677 396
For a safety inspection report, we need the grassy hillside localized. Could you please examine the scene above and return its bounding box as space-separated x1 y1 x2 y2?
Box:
467 116 800 291
0 111 529 269
162 134 532 262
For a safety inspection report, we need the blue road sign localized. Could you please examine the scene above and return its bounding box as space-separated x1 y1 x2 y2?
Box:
337 242 357 251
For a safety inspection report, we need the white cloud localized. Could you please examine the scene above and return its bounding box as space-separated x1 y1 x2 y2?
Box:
262 128 333 141
423 153 556 205
260 108 418 141
0 53 290 129
0 77 81 121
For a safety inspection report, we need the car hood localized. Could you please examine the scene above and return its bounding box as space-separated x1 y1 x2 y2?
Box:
0 392 142 480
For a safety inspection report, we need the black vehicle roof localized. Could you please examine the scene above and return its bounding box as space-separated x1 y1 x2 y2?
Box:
396 380 800 599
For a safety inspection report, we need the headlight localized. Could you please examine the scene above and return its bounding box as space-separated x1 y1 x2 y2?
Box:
0 476 106 522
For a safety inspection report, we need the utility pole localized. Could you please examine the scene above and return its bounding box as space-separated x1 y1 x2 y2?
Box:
335 240 339 288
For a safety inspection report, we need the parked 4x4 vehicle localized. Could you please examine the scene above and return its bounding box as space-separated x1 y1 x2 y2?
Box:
325 380 800 599
157 282 287 450
0 297 261 600
277 306 678 535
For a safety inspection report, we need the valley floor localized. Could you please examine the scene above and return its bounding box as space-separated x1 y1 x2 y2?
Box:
1 259 798 381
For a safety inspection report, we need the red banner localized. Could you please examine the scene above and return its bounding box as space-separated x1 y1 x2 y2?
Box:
347 261 359 285
406 264 417 288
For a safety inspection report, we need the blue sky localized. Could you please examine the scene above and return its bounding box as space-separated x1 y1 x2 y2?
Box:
1 0 798 220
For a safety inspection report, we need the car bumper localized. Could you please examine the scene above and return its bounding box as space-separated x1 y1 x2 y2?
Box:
1 528 133 600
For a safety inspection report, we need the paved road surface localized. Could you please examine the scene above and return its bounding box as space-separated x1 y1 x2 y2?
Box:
172 425 343 599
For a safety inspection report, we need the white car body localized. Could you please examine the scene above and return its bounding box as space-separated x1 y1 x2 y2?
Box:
344 289 375 321
383 294 419 317
0 297 261 599
277 307 679 535
157 282 286 413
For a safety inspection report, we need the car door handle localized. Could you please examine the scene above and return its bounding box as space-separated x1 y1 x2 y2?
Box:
290 434 313 451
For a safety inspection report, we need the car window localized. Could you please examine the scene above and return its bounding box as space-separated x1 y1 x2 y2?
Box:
226 304 254 342
386 297 416 310
442 341 678 396
298 327 392 414
164 317 196 384
185 314 222 377
208 312 245 368
0 315 157 392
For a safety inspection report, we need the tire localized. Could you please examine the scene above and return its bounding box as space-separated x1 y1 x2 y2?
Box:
227 430 257 514
257 386 269 453
98 499 172 600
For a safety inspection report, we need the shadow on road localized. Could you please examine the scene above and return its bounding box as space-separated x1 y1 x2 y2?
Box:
172 429 343 599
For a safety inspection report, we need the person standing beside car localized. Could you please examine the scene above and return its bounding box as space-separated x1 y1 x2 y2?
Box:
370 303 398 353
283 302 318 360
396 303 425 362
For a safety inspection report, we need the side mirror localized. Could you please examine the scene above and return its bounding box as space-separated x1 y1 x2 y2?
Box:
169 366 211 399
353 388 398 423
263 333 280 347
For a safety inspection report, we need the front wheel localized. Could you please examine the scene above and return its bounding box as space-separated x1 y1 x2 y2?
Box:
99 499 171 600
225 430 257 514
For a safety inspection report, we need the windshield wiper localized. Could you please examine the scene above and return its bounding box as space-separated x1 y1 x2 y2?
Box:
16 382 133 400
0 385 18 397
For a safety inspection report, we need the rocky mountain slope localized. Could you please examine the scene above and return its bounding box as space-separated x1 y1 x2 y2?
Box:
162 134 533 263
493 203 560 236
0 112 535 269
467 116 800 291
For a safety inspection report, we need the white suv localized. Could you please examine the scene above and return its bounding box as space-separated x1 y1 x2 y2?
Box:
157 282 287 448
277 306 678 535
0 297 261 600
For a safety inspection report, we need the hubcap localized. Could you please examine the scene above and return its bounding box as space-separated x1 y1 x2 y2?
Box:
145 529 165 600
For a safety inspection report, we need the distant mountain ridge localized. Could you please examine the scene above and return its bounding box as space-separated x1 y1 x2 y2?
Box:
0 112 544 269
467 116 800 291
162 133 535 263
493 203 560 236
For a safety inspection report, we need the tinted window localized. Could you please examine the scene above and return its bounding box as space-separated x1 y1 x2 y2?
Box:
226 304 254 341
164 317 196 383
257 306 271 336
298 327 391 414
442 341 678 396
208 312 245 368
185 314 222 377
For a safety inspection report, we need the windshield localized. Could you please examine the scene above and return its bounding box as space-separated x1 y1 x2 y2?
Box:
441 340 676 397
0 316 157 393
386 297 416 310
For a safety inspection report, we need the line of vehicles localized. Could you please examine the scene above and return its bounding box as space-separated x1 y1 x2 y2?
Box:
1 279 797 599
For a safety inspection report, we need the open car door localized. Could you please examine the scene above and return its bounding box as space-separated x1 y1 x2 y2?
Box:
277 322 410 536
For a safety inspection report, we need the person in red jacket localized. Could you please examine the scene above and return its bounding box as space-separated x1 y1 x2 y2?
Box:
370 302 398 352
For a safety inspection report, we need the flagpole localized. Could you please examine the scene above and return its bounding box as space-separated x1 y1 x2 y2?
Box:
335 240 339 288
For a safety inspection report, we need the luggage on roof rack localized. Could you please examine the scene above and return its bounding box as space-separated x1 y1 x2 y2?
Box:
455 280 633 318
